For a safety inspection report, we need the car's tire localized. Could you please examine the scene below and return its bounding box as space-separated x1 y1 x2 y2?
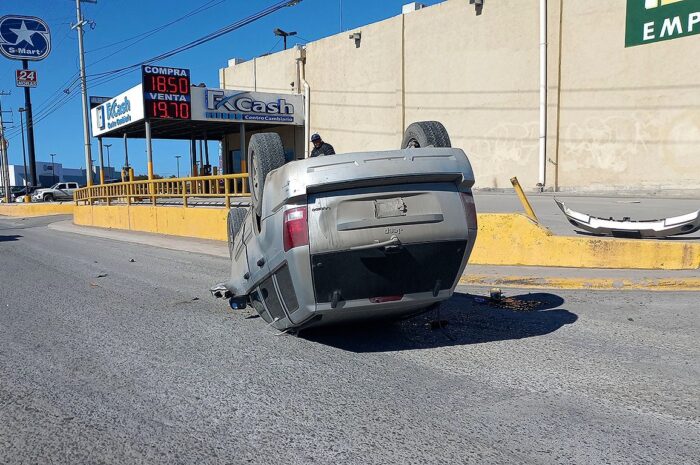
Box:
401 121 451 149
248 133 285 218
227 207 247 259
44 193 54 202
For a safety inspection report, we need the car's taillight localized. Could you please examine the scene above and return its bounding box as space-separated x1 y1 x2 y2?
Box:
460 191 478 229
283 206 309 252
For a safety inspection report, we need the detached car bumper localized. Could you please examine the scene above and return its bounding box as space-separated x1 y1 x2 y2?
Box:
556 200 700 238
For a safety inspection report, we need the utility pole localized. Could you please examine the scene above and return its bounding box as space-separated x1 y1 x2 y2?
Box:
104 143 112 175
50 153 57 185
0 91 11 203
73 0 96 187
18 108 29 198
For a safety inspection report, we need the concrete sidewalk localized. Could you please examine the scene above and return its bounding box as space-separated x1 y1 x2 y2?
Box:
49 219 699 291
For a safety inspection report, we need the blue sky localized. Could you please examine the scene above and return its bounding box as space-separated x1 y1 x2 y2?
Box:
0 0 440 177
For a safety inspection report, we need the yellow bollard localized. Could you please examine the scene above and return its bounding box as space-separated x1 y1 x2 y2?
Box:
510 176 539 223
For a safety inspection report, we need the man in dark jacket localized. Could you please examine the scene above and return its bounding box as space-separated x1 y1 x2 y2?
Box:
310 133 335 157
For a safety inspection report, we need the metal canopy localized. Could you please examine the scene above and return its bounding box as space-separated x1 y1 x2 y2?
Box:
96 118 280 141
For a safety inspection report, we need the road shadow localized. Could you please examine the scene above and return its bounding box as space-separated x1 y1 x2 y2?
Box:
302 292 576 353
0 234 21 242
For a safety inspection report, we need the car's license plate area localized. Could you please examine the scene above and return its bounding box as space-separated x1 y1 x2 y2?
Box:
310 240 466 304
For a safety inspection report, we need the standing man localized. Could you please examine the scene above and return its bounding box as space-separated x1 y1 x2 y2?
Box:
310 133 335 157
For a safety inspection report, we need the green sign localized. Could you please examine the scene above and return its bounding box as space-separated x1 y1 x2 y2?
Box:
625 0 700 47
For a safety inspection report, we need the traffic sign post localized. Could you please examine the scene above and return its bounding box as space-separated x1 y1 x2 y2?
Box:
21 59 38 187
0 15 52 188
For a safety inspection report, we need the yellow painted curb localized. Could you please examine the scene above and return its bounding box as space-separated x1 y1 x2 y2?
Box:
459 275 700 292
470 214 700 270
0 203 74 217
74 204 228 241
72 206 700 271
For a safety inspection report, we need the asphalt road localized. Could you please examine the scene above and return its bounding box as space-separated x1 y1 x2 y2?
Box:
0 216 698 465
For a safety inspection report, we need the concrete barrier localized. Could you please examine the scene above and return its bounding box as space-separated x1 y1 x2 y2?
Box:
0 203 74 217
470 214 699 270
74 204 228 241
73 205 700 270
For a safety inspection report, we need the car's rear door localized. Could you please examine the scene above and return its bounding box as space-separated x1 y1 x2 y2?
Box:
306 181 471 306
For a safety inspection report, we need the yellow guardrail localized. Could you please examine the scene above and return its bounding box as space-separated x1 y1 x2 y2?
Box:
74 173 250 208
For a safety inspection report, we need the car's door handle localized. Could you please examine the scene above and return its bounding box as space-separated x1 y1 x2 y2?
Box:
349 235 401 251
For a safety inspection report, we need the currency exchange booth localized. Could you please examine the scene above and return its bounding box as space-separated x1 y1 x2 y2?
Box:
90 65 306 182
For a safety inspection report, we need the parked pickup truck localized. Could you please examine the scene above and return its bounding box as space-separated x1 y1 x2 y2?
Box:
212 121 478 333
32 182 80 202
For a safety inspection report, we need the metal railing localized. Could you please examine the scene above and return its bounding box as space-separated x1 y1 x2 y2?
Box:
74 173 250 208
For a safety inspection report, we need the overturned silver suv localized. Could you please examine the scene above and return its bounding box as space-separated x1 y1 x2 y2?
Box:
213 121 478 332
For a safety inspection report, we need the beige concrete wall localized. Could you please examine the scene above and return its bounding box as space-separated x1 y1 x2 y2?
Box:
219 0 700 192
556 1 700 191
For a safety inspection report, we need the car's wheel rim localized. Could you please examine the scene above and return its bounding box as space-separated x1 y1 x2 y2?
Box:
407 138 420 148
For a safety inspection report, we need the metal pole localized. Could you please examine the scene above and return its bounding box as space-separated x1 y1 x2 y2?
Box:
190 139 196 176
22 60 37 187
145 120 154 180
510 176 539 223
97 137 105 184
175 155 181 178
198 140 204 172
204 136 210 167
240 123 246 172
50 154 56 185
0 95 11 203
19 110 28 190
75 0 94 186
538 0 547 189
104 143 111 177
123 133 129 176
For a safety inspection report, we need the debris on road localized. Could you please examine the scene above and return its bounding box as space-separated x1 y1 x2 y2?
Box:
96 273 108 278
473 291 542 312
555 199 700 238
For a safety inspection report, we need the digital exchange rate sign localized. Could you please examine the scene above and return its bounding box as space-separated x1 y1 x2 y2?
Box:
142 65 191 120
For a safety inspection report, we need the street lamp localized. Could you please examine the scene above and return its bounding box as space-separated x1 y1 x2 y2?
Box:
49 153 56 185
175 155 181 178
274 28 297 50
104 143 112 179
18 108 29 195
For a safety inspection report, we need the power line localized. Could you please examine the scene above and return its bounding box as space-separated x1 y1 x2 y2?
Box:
3 0 303 141
86 0 224 54
4 0 227 138
88 0 300 78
